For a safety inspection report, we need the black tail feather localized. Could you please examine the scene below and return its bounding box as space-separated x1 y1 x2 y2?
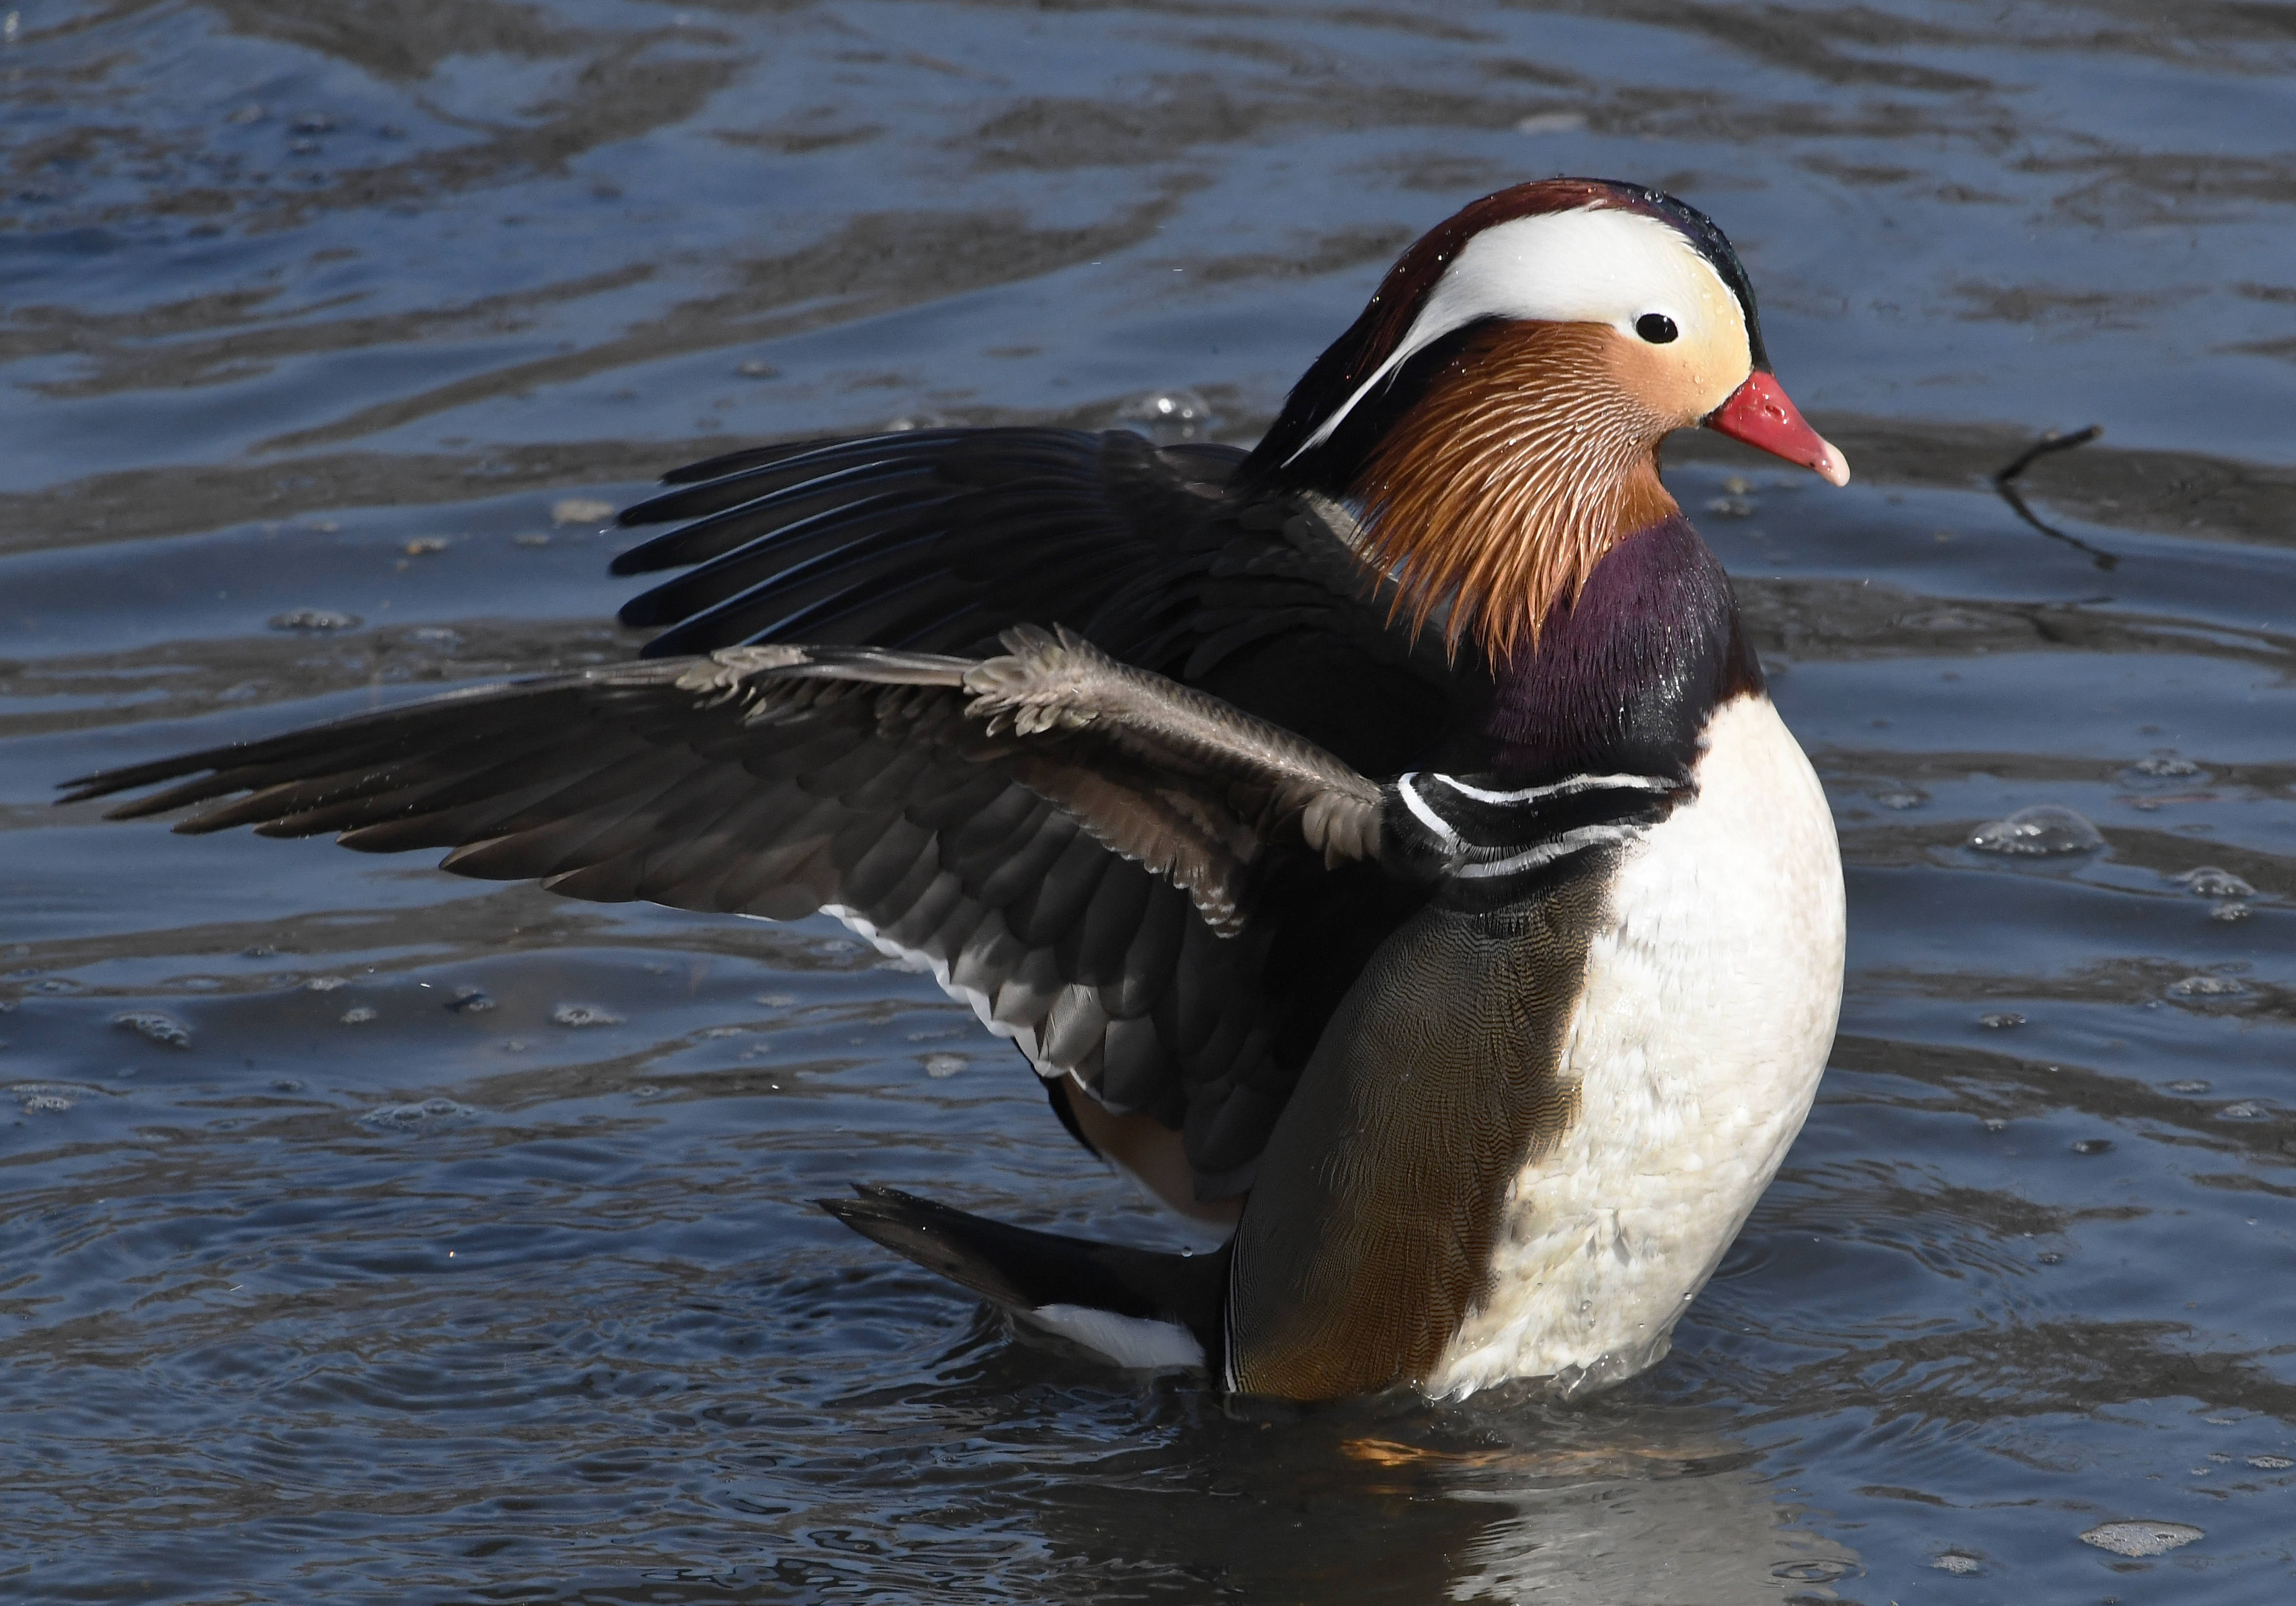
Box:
819 1184 1227 1367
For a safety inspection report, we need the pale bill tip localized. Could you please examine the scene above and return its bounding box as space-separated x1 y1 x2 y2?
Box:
1815 438 1851 488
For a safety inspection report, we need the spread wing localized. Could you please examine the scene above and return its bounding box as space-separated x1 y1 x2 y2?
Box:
63 626 1408 1195
65 427 1492 1197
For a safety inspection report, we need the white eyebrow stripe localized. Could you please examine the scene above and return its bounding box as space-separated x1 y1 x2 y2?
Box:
1287 352 1416 464
1287 205 1737 461
1453 822 1642 880
1428 771 1676 805
1393 773 1462 847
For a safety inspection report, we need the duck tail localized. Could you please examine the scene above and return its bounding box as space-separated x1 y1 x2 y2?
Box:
818 1184 1228 1375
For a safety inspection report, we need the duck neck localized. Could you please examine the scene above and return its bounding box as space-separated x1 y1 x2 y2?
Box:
1479 514 1765 784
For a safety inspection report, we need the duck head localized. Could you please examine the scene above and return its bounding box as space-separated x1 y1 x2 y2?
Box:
1243 178 1849 663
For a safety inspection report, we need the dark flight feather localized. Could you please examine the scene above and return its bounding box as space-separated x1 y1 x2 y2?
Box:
63 609 1405 1195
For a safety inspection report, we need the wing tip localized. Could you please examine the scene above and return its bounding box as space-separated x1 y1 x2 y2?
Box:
55 762 227 820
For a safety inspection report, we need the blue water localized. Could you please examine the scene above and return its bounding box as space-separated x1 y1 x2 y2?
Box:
4 2 2295 1600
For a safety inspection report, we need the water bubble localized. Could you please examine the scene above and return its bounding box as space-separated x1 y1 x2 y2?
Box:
2071 1138 2113 1156
446 988 494 1014
1968 805 2103 856
268 609 360 632
755 993 797 1008
552 1004 622 1028
2079 1520 2202 1558
113 1010 191 1049
2166 1080 2212 1094
271 1078 304 1092
1703 494 1755 518
2131 756 2200 778
550 497 615 526
2211 901 2252 922
736 360 779 378
1979 1012 2025 1029
1115 388 1213 445
2169 974 2247 999
1930 1553 1981 1575
2248 1455 2293 1470
1768 1559 1854 1585
922 1053 967 1079
1983 1118 2008 1132
2217 1101 2268 1121
359 1097 475 1134
2174 866 2254 898
404 626 461 648
304 976 346 992
1873 789 1925 810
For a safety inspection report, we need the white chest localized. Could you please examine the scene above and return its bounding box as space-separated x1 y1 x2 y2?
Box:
1429 694 1844 1398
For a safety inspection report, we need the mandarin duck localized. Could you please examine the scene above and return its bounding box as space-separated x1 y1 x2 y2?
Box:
67 178 1850 1401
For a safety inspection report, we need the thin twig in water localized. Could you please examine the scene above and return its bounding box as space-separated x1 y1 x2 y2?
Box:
1992 425 2117 570
1995 424 2103 485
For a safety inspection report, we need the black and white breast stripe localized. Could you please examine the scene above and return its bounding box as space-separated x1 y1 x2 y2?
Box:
1383 769 1689 900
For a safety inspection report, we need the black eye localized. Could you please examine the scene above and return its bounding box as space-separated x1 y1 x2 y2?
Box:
1635 313 1679 345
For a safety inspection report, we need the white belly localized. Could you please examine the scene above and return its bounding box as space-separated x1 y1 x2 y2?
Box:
1429 694 1844 1398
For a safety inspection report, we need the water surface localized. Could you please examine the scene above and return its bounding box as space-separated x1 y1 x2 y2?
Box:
5 2 2296 1600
